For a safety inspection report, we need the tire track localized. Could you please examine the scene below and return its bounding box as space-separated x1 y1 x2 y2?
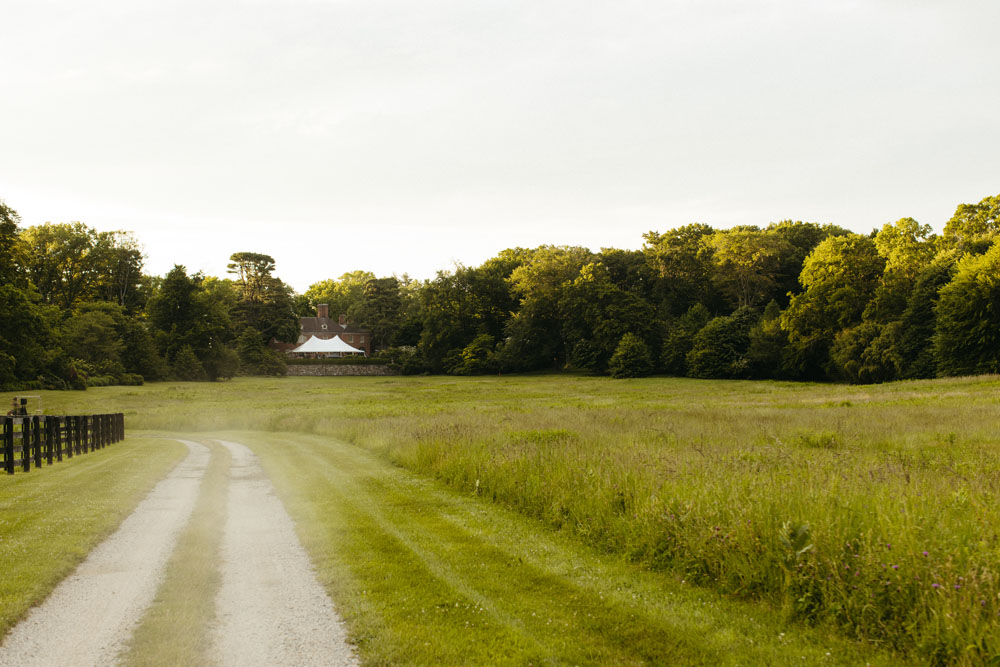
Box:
212 440 357 667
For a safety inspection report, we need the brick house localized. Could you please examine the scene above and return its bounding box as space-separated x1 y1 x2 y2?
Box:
295 304 372 356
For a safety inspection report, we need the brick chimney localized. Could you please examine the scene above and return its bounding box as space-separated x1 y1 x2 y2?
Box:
317 304 329 319
339 313 346 326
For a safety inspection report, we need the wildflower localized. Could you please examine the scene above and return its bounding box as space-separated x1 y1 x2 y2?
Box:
932 583 940 589
954 585 961 590
892 565 899 570
922 551 929 557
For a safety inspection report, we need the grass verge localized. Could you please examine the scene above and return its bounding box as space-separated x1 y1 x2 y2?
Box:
19 375 1000 660
228 430 905 666
121 439 229 666
0 437 187 637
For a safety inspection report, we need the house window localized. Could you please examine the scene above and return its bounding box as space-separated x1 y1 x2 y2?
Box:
321 324 328 330
360 335 365 344
348 335 354 343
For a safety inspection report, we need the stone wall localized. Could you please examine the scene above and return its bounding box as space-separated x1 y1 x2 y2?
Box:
285 364 400 377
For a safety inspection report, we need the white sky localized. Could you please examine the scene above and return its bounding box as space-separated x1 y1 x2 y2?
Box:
2 0 998 292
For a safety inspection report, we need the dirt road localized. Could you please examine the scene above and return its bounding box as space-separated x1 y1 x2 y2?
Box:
0 438 357 667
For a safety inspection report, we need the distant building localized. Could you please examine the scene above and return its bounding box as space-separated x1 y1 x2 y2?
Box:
295 304 372 356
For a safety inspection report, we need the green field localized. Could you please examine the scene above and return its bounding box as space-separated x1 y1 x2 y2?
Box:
4 374 1000 664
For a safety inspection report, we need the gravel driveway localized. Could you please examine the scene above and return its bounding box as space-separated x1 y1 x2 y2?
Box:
0 438 358 667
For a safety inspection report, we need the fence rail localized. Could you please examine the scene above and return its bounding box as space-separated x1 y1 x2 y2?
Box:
1 414 125 475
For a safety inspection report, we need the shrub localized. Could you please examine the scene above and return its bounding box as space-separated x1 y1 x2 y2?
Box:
172 345 207 381
453 334 498 375
608 333 653 378
686 308 756 379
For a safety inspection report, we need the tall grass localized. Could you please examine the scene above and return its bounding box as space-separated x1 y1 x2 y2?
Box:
18 374 1000 662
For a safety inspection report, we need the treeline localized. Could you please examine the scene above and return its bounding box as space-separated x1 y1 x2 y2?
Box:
2 193 998 388
0 199 302 389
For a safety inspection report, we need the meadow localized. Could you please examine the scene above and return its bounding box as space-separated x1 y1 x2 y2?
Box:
12 373 1000 663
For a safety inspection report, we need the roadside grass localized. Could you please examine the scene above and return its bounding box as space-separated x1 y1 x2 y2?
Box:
0 437 186 637
226 429 906 666
11 374 1000 661
121 439 229 667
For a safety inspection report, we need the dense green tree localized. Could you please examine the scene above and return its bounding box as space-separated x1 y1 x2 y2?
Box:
597 248 654 299
58 302 124 373
942 193 1000 255
829 321 903 384
708 229 794 309
147 265 235 380
361 277 403 350
419 251 526 373
92 231 145 311
780 234 885 379
660 303 711 376
0 285 58 388
18 222 102 309
172 345 207 381
746 300 788 379
933 243 1000 376
766 220 851 305
236 328 286 376
865 218 936 323
452 334 499 375
505 246 593 370
227 252 277 303
558 262 655 372
305 270 375 321
0 199 24 286
17 223 145 311
608 333 654 378
686 307 757 379
896 253 957 378
643 224 718 316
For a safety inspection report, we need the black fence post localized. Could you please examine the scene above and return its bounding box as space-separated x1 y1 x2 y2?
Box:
32 416 42 468
45 416 55 465
3 417 13 475
63 417 70 459
82 417 90 454
21 419 30 473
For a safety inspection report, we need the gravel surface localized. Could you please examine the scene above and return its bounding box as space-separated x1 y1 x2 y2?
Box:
0 440 209 667
212 439 358 667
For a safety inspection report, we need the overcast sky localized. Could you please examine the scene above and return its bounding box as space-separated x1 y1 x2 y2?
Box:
2 0 998 292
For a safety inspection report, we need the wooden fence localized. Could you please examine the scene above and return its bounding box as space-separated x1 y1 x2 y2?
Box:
1 414 125 475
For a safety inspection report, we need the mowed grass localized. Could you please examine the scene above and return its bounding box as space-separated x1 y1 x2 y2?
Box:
0 437 186 636
226 429 903 666
12 373 1000 662
122 439 229 667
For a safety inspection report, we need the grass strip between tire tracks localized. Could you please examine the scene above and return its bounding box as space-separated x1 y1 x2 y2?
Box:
122 439 230 667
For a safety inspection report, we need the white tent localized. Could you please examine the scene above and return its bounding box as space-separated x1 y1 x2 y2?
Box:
289 335 366 356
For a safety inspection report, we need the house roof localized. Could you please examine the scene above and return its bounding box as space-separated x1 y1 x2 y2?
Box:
290 335 365 355
299 317 369 334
